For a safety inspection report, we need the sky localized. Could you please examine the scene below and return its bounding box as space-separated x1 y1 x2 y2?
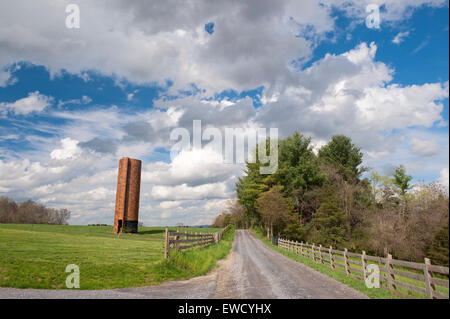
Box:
0 0 449 226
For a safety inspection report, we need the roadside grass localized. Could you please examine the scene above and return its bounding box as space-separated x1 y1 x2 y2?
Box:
157 226 235 280
0 223 229 289
250 227 397 299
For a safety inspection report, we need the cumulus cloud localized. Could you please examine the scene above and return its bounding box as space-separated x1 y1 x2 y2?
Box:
50 138 81 160
1 91 53 115
256 43 449 152
438 168 449 189
0 0 446 93
410 138 441 157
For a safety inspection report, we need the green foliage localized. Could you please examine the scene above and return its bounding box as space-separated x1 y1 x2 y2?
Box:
236 161 266 225
318 134 364 181
427 223 449 266
280 223 305 242
256 186 291 236
307 190 349 248
393 165 413 196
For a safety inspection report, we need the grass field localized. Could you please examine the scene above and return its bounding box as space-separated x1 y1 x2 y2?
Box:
0 223 233 289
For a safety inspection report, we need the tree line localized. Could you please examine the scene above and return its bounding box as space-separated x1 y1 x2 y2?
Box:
213 132 449 266
0 196 71 225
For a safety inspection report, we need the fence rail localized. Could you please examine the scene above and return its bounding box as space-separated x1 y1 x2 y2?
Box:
278 238 449 299
164 225 231 259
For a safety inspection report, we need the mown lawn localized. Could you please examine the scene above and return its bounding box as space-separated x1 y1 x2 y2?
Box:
0 224 230 289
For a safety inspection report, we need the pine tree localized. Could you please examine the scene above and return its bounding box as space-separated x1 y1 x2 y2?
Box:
308 190 349 248
427 223 449 266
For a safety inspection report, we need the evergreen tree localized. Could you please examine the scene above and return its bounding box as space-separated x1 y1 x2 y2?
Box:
393 165 413 196
427 223 449 266
308 189 349 248
318 135 364 181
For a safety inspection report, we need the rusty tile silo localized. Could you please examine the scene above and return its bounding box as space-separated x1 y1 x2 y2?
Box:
113 157 142 233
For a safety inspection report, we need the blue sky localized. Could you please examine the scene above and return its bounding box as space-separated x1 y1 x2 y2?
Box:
0 0 448 225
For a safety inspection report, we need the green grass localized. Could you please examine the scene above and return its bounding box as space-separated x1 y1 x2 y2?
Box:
250 227 397 299
0 223 232 289
160 226 235 280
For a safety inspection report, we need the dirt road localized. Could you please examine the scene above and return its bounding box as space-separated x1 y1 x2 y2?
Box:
0 230 368 299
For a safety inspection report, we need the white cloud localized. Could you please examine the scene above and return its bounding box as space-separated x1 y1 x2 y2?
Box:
256 43 449 153
438 168 449 189
50 138 82 160
150 182 230 201
410 138 440 157
0 69 16 87
392 31 410 44
1 91 53 115
0 0 446 93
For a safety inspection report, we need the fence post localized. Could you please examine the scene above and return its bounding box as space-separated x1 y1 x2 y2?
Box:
386 254 396 292
378 257 385 288
361 250 367 281
164 227 169 259
424 258 435 299
312 243 316 262
319 244 323 263
300 242 303 256
344 248 350 275
329 246 335 270
175 229 179 250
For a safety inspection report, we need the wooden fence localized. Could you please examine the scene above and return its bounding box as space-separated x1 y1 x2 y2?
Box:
278 238 449 299
164 225 231 259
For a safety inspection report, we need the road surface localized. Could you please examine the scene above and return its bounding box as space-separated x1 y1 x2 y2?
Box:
0 230 368 299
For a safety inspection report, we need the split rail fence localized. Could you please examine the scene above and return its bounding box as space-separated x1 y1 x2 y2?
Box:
164 225 231 259
278 238 449 299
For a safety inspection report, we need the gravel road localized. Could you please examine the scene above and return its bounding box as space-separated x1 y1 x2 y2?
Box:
0 229 368 299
